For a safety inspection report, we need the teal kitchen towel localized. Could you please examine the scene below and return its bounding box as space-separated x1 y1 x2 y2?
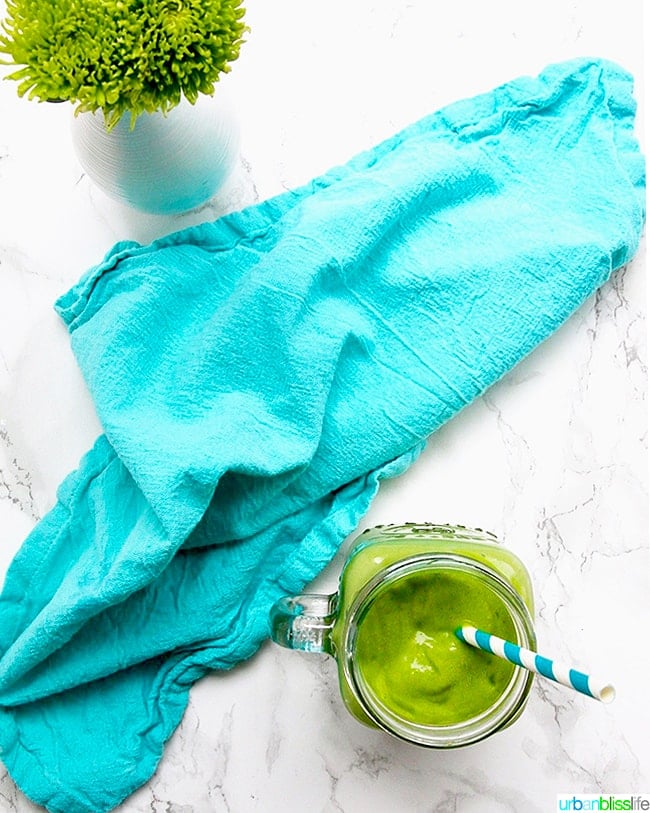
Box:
0 58 644 813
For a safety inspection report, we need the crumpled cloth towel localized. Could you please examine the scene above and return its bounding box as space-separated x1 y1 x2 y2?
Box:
0 58 644 813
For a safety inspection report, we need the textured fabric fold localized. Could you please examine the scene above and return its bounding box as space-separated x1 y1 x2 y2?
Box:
0 58 644 813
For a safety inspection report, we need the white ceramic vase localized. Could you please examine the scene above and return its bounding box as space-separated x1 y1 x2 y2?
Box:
70 90 239 215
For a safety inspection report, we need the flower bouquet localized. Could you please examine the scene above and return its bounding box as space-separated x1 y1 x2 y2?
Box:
0 0 248 213
0 0 247 127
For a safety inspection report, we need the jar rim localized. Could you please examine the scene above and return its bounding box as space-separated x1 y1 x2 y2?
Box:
342 553 536 748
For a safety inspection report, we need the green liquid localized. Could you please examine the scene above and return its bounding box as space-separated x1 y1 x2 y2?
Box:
354 568 517 726
331 526 534 730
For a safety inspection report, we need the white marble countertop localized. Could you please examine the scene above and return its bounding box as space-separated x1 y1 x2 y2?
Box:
0 1 646 811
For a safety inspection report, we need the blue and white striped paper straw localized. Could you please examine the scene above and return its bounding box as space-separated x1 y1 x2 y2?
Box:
455 626 615 703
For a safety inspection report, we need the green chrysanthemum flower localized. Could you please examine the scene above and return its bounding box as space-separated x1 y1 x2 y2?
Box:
0 0 247 127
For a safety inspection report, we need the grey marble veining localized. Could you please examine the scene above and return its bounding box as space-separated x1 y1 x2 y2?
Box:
0 0 647 811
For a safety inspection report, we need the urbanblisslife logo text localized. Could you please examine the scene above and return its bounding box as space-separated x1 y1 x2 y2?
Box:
557 796 650 811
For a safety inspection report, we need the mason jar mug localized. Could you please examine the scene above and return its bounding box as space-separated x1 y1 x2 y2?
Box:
269 523 536 748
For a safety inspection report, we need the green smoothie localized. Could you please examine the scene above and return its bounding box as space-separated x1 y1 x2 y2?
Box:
330 525 534 731
354 568 517 726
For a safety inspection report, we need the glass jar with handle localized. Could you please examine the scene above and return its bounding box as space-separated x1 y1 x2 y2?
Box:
270 523 536 748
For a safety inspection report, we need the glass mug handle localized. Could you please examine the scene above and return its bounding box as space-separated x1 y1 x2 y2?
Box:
269 593 337 654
